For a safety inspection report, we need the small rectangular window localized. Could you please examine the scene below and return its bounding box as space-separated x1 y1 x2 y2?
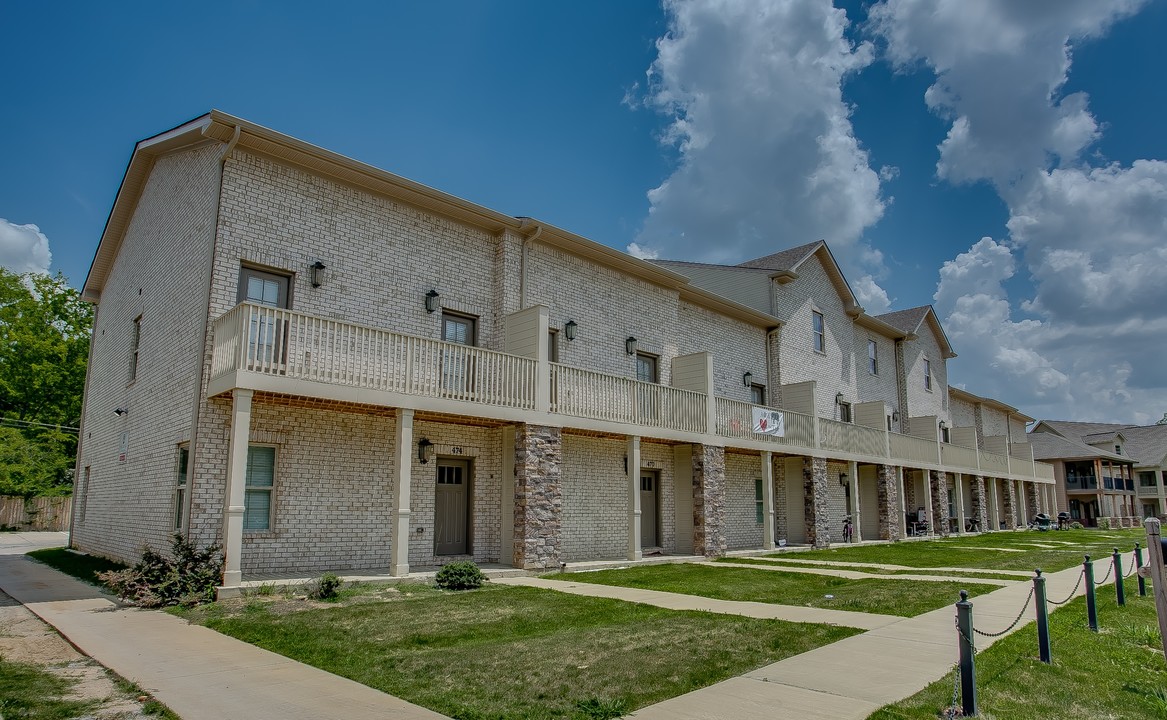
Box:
129 316 142 382
868 339 878 374
244 446 276 531
755 478 764 523
839 401 852 423
812 311 825 353
175 445 189 530
924 358 933 391
442 312 477 347
749 384 766 405
78 467 91 523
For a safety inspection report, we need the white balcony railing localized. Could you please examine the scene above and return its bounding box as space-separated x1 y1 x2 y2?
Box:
210 303 1058 482
819 418 887 457
714 397 816 448
212 303 539 410
890 433 940 465
549 363 707 434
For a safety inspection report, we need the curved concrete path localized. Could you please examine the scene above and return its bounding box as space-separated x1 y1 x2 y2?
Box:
0 535 445 720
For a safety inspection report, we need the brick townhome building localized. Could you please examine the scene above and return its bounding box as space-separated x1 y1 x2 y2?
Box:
71 112 1057 593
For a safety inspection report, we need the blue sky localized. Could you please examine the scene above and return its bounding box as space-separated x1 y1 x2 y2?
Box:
2 1 1165 425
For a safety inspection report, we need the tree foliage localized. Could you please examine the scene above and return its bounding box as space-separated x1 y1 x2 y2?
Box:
0 268 92 497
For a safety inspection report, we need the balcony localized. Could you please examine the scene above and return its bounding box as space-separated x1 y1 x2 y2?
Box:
1066 475 1098 491
209 303 1054 482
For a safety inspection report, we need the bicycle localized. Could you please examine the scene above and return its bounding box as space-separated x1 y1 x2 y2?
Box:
843 514 854 543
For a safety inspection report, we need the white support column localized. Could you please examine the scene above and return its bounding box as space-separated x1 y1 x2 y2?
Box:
761 451 776 550
627 435 642 561
1157 470 1166 516
897 466 908 538
220 389 253 591
390 408 414 577
848 461 861 541
955 473 966 534
988 479 1001 532
922 471 934 536
1018 481 1029 526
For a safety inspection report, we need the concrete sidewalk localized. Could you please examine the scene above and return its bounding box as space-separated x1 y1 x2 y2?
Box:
624 551 1135 719
0 546 446 720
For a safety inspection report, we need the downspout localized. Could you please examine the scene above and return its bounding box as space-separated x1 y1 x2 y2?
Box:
518 220 542 309
183 123 240 542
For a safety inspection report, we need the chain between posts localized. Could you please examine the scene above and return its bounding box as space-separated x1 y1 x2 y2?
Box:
1047 569 1085 606
1094 562 1114 585
944 662 961 720
971 586 1035 639
1124 558 1137 578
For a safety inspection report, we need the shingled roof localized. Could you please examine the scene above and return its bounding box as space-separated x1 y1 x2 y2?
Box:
736 240 824 272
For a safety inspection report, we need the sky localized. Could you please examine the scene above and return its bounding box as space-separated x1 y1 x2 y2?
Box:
2 0 1165 426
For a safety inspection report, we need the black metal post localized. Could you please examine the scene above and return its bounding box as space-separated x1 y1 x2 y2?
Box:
1113 547 1125 607
1084 555 1098 632
956 590 978 716
1136 542 1146 597
1033 569 1051 664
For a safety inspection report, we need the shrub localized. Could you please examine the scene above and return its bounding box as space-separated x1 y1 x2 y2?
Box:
98 534 223 608
308 572 343 600
435 561 484 590
1070 521 1085 530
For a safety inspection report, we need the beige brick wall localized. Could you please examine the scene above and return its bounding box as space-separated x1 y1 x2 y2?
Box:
854 326 900 423
724 451 763 550
981 405 1009 439
950 395 976 429
73 144 222 563
903 322 949 424
561 434 627 561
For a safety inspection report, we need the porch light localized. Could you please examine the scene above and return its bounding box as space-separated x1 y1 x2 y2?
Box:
743 371 753 388
625 336 637 356
835 392 845 405
892 410 900 423
424 289 440 313
839 472 848 487
310 260 326 288
564 320 578 341
113 408 128 417
939 421 948 431
417 438 434 464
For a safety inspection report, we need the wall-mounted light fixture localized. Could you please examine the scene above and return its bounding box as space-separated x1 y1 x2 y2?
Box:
743 371 753 388
839 472 849 487
417 438 434 464
939 420 948 431
892 410 900 423
113 408 128 417
625 336 638 356
310 261 326 288
835 392 845 405
564 320 578 341
424 289 440 314
623 455 628 473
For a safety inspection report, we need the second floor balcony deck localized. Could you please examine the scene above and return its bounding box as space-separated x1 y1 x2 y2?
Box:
209 303 1053 483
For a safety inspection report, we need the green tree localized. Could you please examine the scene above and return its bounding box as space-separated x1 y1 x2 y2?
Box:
0 268 92 496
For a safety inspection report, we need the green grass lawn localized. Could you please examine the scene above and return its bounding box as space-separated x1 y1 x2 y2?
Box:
553 563 999 617
780 527 1146 573
871 577 1167 719
0 658 98 720
718 557 1026 583
26 547 126 586
174 583 857 719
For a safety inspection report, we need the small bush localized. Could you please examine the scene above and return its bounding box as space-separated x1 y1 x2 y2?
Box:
308 572 343 600
98 534 223 608
576 697 628 719
435 561 484 590
1070 521 1085 530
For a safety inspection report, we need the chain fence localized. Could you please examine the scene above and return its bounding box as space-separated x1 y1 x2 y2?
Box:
971 586 1034 639
1094 562 1114 585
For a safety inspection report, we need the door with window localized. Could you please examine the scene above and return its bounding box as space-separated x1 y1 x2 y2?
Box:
441 312 477 396
435 459 471 555
238 267 290 371
640 470 659 548
635 352 659 420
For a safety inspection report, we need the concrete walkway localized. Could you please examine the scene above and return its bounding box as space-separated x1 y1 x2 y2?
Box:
732 555 1035 577
697 560 1017 586
494 576 902 630
0 535 446 720
623 551 1137 719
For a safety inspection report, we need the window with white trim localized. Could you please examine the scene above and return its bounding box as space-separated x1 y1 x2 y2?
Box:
128 315 142 382
175 445 189 530
244 445 276 531
924 358 932 391
812 311 825 353
749 384 766 405
868 339 878 374
754 478 764 523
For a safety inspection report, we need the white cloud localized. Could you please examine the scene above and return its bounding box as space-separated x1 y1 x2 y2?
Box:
851 274 891 315
634 0 889 297
0 219 52 274
626 242 659 260
876 0 1167 423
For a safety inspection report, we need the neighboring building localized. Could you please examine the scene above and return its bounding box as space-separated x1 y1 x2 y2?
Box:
72 111 1057 593
1030 420 1167 524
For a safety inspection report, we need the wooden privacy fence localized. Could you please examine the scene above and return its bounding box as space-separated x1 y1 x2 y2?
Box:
0 496 72 531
